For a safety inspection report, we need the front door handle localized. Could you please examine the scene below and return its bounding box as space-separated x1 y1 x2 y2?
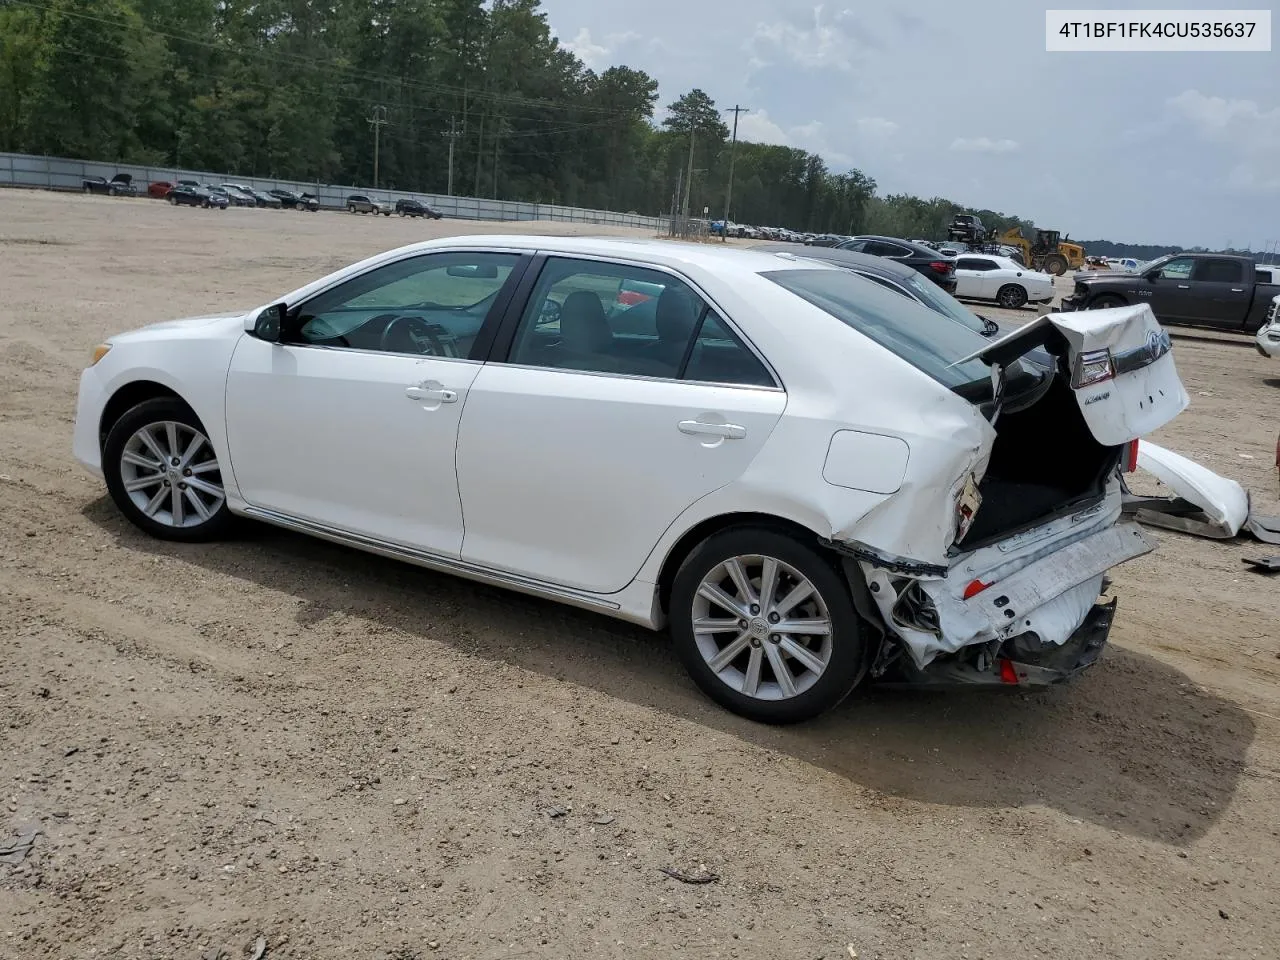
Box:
1230 288 1244 293
1176 284 1191 289
679 420 746 440
405 383 457 403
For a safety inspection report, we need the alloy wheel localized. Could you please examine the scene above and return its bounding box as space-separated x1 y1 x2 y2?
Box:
118 421 224 529
690 554 834 701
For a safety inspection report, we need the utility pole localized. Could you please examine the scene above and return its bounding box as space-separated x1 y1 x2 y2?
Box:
722 105 749 237
368 105 388 189
442 116 461 196
681 124 696 217
492 117 504 199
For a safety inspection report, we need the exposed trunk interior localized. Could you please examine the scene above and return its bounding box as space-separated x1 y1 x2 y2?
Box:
959 378 1121 549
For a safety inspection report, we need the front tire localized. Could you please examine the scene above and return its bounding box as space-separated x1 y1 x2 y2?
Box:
997 284 1029 309
1042 254 1068 276
102 398 231 543
1088 294 1125 310
669 527 865 724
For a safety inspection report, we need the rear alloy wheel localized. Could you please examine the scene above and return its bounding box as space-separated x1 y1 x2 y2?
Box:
103 398 231 542
670 527 864 724
997 284 1029 309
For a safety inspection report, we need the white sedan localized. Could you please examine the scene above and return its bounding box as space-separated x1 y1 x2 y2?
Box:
73 237 1188 723
953 254 1056 309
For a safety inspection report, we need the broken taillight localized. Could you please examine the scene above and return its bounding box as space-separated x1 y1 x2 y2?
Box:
1123 439 1140 473
962 578 991 600
998 658 1019 684
1071 348 1115 388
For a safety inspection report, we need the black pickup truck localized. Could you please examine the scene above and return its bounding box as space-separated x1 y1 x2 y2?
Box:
1061 253 1280 332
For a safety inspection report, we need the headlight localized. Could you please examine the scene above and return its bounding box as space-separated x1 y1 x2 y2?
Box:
89 344 111 366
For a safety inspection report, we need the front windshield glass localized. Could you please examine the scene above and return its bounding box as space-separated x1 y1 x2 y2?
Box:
763 268 994 389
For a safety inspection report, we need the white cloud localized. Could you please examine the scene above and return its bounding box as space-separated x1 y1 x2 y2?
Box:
558 26 640 70
735 110 790 145
1166 89 1280 193
747 5 862 71
949 136 1020 153
856 117 898 138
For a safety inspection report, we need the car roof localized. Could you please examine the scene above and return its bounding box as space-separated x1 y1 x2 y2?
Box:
852 236 938 255
750 242 919 280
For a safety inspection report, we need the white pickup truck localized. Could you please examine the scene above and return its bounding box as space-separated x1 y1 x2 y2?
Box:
1256 266 1280 358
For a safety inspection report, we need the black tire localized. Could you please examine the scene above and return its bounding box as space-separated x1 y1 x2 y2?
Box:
103 398 232 543
669 527 865 724
997 284 1029 309
168 194 177 205
1088 294 1125 310
1042 254 1068 276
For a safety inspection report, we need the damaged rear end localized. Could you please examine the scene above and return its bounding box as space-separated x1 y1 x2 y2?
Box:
852 304 1188 687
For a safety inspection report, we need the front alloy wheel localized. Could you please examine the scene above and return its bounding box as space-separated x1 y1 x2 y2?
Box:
103 398 231 542
997 284 1029 309
670 528 864 723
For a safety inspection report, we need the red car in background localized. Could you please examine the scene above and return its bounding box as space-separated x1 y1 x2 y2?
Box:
148 181 174 199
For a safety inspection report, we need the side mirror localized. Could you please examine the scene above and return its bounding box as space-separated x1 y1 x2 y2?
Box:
1146 271 1161 282
247 303 286 341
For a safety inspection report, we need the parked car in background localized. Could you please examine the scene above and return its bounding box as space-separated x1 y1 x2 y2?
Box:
1062 253 1280 331
348 195 392 215
147 181 174 199
1255 295 1280 358
835 236 958 294
82 173 137 197
804 234 845 247
73 236 1189 723
214 185 254 207
269 189 320 211
952 254 1055 309
395 198 443 219
177 179 200 188
256 190 283 208
167 184 228 209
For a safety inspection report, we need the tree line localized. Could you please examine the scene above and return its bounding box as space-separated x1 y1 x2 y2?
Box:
2 0 1041 239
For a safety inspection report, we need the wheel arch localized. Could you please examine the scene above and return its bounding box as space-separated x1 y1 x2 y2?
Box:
654 511 838 620
98 380 191 451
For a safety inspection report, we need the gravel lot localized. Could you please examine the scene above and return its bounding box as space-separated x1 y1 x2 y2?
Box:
2 190 1278 960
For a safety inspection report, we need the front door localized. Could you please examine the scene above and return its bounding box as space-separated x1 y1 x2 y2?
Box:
224 250 523 555
455 256 786 594
1145 256 1196 322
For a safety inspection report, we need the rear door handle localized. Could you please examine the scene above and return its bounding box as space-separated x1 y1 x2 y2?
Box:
679 420 746 440
1230 288 1244 293
405 384 457 403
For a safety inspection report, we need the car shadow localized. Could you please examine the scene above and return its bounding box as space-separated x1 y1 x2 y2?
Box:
82 500 1254 846
1262 377 1280 389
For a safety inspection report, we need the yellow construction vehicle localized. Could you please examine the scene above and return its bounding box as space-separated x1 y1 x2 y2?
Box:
996 227 1086 276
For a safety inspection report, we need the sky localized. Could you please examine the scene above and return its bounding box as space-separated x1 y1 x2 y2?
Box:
539 0 1278 249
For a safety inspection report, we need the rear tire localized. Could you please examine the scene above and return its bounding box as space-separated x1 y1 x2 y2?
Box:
997 284 1029 309
102 398 232 543
669 527 865 724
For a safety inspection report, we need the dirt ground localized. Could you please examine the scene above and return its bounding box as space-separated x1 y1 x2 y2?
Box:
2 190 1278 960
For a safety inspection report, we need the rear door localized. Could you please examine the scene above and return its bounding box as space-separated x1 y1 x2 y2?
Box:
455 255 785 594
1190 257 1251 328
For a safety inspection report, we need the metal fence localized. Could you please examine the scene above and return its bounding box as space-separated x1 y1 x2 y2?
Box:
0 151 668 232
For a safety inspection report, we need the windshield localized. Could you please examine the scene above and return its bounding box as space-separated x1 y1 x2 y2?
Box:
763 268 995 389
896 271 991 334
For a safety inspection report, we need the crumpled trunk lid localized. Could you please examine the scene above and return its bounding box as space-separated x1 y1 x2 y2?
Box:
959 303 1189 446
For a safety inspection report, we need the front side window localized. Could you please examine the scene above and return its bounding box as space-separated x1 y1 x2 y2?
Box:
1156 257 1195 280
506 257 774 386
291 251 518 358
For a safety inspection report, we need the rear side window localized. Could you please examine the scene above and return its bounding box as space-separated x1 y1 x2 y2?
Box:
763 268 993 389
957 258 996 271
1194 258 1243 283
